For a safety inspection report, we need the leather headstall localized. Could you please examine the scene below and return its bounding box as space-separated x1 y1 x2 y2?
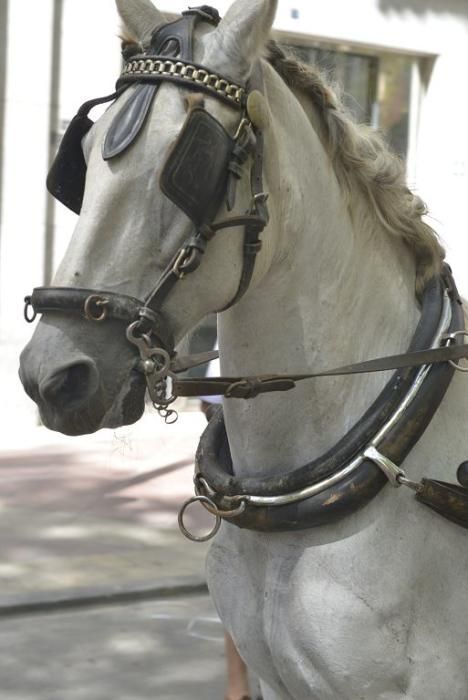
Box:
27 5 270 418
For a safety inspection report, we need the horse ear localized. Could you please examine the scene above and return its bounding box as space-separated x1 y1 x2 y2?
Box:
115 0 165 44
206 0 278 78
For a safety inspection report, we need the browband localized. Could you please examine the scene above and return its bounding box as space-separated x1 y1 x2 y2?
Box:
118 57 247 108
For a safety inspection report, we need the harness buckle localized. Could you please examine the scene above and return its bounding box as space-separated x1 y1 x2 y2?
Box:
225 378 263 399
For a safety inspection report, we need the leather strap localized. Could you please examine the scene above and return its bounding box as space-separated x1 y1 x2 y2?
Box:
416 479 468 529
25 287 174 352
173 341 468 398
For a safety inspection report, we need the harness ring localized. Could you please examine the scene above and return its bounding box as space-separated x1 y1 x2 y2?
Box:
178 496 222 542
24 297 37 323
84 295 109 322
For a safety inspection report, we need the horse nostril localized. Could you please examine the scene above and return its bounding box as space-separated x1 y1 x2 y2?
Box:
39 361 99 410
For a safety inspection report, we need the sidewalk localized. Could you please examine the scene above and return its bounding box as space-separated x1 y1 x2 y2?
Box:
0 405 214 614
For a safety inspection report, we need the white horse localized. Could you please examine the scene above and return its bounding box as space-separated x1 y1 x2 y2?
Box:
19 0 468 697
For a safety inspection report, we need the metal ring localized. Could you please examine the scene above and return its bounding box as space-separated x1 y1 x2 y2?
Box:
445 331 468 373
178 497 222 542
200 498 247 519
126 321 147 346
172 248 190 279
24 297 37 323
147 349 172 383
234 117 250 141
84 295 109 322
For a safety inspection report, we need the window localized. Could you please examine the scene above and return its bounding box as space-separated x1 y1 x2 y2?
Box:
282 41 415 161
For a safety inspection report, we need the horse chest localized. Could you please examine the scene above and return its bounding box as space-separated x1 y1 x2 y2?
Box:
207 523 468 699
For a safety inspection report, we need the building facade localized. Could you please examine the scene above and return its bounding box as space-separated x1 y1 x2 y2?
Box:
1 0 467 430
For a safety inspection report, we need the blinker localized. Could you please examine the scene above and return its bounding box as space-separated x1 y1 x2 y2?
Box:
47 90 123 214
47 113 93 215
160 107 235 227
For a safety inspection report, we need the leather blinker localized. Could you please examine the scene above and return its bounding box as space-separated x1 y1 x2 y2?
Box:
47 113 93 214
160 107 234 227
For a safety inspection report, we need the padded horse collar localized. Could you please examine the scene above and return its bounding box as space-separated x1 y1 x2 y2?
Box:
182 268 468 536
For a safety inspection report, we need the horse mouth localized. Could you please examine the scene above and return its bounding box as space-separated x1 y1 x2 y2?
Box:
37 371 146 436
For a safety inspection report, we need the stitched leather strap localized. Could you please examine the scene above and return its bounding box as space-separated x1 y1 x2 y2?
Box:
173 342 468 398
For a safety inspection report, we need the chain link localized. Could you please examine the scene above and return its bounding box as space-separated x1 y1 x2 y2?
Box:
121 57 246 105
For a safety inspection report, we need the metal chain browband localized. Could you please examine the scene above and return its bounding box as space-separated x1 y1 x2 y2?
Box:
118 57 247 107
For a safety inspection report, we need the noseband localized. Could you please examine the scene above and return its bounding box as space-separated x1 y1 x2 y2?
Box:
24 5 269 418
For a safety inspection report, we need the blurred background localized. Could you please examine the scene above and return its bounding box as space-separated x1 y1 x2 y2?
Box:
0 1 467 697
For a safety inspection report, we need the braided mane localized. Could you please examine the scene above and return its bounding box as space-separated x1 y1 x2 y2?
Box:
266 41 444 296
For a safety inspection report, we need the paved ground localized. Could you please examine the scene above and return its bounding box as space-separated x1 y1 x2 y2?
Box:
0 596 227 700
0 403 266 699
0 405 213 612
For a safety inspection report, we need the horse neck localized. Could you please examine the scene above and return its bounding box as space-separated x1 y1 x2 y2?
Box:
218 65 421 477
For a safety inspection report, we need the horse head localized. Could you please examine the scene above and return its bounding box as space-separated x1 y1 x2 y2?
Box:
19 0 279 435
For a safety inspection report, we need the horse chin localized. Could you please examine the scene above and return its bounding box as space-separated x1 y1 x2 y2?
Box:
37 371 146 436
98 371 147 431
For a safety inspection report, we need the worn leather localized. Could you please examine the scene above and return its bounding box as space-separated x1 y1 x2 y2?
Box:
102 15 199 162
160 107 234 227
103 84 159 161
47 114 92 214
195 272 467 530
103 8 221 162
149 15 197 59
417 479 468 529
47 90 124 214
28 287 174 352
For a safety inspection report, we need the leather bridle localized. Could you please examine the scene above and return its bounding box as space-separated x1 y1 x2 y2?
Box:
24 6 269 419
